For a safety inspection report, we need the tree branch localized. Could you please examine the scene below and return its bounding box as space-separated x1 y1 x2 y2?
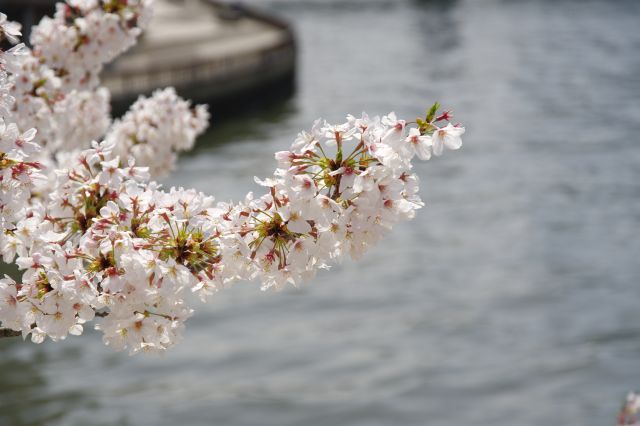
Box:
0 328 21 338
0 311 108 338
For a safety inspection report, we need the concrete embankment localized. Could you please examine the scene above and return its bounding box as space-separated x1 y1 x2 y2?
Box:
4 0 297 114
104 0 297 113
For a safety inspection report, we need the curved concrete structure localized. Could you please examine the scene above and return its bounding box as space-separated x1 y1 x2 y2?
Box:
3 0 297 113
103 0 296 112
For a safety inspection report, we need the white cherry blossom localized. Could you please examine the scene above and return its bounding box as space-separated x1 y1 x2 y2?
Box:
432 123 465 156
0 1 464 355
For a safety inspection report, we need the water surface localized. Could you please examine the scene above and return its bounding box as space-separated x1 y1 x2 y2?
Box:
2 0 640 424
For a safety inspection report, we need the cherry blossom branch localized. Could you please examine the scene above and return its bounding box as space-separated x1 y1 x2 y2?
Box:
0 2 465 355
10 1 152 153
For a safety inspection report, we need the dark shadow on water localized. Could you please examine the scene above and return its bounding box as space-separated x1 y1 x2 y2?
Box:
183 85 299 154
111 70 297 119
205 71 297 122
253 0 401 13
411 0 459 8
0 261 19 281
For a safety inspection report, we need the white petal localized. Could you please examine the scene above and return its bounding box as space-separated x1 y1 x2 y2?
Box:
415 141 431 161
444 134 462 150
287 218 311 234
432 138 444 156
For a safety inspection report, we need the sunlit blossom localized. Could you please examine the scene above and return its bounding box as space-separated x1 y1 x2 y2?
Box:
0 1 464 355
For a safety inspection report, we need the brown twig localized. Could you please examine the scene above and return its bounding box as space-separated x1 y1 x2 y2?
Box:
0 328 21 338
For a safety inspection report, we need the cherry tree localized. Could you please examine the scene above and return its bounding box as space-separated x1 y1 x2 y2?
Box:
0 1 464 354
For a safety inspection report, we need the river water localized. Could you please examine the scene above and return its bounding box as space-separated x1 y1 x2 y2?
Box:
2 0 640 424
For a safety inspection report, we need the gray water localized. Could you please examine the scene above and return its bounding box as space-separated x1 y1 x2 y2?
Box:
2 0 640 425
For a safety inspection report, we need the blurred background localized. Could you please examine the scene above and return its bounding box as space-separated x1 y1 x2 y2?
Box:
2 0 640 424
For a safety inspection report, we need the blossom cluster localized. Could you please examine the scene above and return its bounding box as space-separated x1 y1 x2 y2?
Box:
0 2 465 354
3 0 207 195
31 0 153 92
107 87 210 177
0 140 201 351
0 109 463 354
218 111 464 291
0 15 42 253
10 1 153 154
